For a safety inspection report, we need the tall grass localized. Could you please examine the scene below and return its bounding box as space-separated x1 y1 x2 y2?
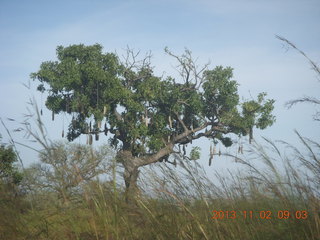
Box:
0 130 319 240
1 101 319 239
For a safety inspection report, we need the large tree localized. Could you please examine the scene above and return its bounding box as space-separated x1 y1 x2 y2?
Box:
31 44 275 201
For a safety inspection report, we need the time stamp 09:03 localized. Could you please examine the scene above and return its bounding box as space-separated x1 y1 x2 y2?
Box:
211 210 308 220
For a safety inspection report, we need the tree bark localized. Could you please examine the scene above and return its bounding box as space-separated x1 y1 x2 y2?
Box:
123 165 140 204
117 150 142 204
118 143 174 204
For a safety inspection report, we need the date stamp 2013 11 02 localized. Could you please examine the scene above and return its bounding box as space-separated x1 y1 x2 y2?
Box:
211 210 308 220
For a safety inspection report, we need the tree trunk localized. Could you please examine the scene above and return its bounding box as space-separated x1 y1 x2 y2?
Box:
117 144 174 204
123 165 140 204
117 150 142 204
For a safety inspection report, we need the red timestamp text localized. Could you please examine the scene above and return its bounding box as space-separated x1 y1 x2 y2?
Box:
211 210 308 220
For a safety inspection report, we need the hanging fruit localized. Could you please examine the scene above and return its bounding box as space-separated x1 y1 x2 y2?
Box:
145 116 148 126
72 116 76 127
249 127 253 144
168 115 172 128
209 144 214 166
145 109 148 127
104 123 108 136
66 101 71 114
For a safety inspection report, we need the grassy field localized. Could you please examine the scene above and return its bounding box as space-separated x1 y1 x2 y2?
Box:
0 132 319 240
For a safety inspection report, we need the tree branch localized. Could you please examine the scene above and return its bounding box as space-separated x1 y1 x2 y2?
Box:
113 108 123 122
173 121 210 144
140 143 174 166
174 111 188 132
165 47 209 86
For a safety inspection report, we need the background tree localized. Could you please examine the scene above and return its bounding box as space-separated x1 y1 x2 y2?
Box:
0 135 25 240
25 141 114 204
0 135 22 185
31 44 275 202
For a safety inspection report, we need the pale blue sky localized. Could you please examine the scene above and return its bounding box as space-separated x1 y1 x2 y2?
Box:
0 0 319 173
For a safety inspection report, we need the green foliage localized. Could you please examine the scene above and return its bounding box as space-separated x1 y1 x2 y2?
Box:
242 92 276 130
31 44 122 138
0 141 22 184
190 146 201 160
31 44 275 161
203 66 239 119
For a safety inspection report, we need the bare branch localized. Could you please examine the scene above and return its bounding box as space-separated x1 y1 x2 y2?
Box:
165 47 210 87
122 46 153 71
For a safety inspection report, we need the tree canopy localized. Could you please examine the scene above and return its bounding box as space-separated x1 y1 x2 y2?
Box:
31 44 275 199
0 136 22 185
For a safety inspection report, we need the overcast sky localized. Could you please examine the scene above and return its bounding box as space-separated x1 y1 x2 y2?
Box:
0 0 319 174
